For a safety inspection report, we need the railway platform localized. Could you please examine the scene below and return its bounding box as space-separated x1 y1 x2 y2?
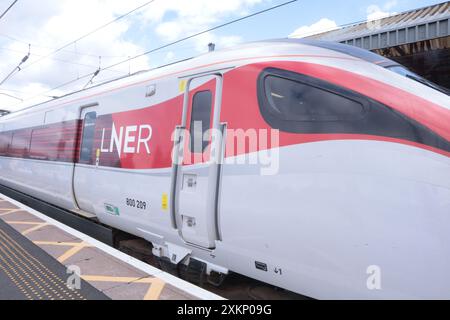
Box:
0 194 223 300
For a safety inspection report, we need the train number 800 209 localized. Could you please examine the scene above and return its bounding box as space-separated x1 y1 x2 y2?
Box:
126 198 147 210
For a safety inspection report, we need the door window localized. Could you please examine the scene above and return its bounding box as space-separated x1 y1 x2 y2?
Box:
189 90 212 153
79 112 97 163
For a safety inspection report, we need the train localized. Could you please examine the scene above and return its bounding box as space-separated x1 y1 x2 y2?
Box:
0 39 449 299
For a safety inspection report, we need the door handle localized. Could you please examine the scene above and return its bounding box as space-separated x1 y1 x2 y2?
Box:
172 125 185 165
170 126 186 230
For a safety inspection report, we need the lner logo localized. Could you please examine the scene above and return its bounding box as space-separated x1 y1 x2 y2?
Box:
100 123 153 156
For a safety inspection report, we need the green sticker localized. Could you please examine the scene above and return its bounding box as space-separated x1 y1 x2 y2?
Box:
105 204 120 216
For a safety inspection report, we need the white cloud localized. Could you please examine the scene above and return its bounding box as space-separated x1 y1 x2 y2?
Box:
384 0 398 11
365 1 398 31
0 93 22 110
287 1 399 41
163 51 176 63
0 0 262 111
191 33 244 53
289 18 339 39
367 5 391 21
152 0 262 51
367 1 398 21
0 82 58 110
0 0 153 110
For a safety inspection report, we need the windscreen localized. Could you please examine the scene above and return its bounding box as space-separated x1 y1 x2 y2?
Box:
387 65 449 96
293 39 449 96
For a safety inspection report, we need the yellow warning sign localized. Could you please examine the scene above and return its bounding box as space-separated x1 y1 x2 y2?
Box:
162 193 169 211
179 80 187 93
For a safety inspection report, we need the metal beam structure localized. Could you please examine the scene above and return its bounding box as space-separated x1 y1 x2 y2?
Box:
307 2 450 88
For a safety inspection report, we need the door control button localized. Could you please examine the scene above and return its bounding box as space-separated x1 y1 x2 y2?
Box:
183 215 196 228
183 174 197 190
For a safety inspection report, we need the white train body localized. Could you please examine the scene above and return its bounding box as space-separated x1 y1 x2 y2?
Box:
0 39 449 299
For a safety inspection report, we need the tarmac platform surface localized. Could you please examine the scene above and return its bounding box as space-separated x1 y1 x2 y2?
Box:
0 195 223 301
0 218 108 300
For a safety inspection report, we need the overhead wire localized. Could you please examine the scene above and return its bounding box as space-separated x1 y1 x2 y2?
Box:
0 46 124 73
19 0 157 72
25 0 300 101
0 0 18 21
0 43 30 86
0 0 157 89
0 33 132 59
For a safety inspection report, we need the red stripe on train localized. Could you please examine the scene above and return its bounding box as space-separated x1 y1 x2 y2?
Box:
1 62 449 168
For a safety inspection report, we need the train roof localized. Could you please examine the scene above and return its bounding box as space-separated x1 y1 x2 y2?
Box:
1 38 398 119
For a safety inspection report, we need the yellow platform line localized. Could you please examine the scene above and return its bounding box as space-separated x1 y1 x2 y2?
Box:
0 209 23 216
0 228 84 300
33 241 93 263
5 221 49 235
34 241 88 247
6 220 166 300
4 221 45 225
143 279 166 300
22 223 50 235
57 242 92 263
82 275 165 300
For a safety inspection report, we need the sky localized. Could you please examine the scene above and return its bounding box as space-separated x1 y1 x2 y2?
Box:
0 0 445 111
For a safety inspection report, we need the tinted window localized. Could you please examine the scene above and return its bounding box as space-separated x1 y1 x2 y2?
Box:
264 75 365 122
387 66 449 95
294 39 398 67
79 112 97 163
29 129 50 160
0 132 12 155
190 91 212 153
10 131 31 157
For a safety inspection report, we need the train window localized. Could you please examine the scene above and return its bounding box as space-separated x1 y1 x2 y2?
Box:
79 112 97 163
258 68 368 133
29 129 50 160
264 76 364 122
10 131 31 157
0 132 12 155
190 90 212 153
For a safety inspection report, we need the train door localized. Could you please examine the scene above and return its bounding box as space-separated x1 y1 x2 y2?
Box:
171 74 226 249
72 104 98 216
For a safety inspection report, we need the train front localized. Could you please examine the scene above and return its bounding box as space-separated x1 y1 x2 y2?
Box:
220 39 450 299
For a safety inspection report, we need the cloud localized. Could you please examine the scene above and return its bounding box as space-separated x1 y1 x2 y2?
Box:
365 1 398 31
367 1 398 21
151 0 262 51
0 0 262 111
163 51 176 63
383 0 398 11
367 5 391 21
289 18 339 38
0 0 153 109
191 34 244 53
287 1 399 40
0 93 22 109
